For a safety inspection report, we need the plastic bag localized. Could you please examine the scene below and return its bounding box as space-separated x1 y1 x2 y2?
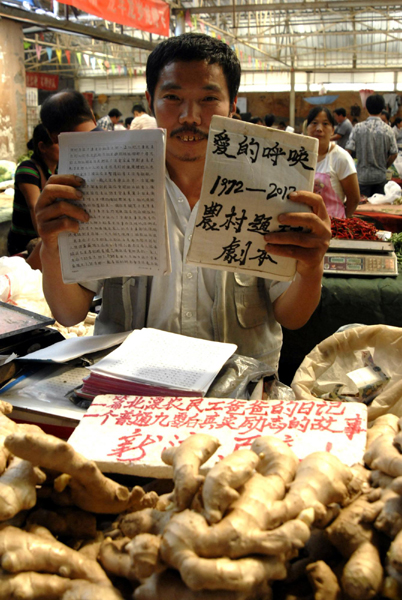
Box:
291 324 402 421
207 353 295 400
0 256 51 317
368 180 402 205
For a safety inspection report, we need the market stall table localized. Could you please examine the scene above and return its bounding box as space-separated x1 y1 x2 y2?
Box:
354 202 402 233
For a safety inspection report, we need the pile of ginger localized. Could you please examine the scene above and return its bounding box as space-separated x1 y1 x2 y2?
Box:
2 396 402 600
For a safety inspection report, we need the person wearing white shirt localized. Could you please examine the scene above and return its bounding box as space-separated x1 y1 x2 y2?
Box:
130 104 157 130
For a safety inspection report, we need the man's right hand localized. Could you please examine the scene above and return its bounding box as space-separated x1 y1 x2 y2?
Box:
35 174 89 254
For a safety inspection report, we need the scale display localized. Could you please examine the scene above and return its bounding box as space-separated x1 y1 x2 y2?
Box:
324 252 398 276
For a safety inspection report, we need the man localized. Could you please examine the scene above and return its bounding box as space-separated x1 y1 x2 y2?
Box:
346 94 397 197
331 108 352 149
96 108 122 131
35 33 330 370
130 104 157 130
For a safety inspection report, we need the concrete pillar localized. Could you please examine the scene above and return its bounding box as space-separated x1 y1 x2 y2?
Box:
0 18 27 162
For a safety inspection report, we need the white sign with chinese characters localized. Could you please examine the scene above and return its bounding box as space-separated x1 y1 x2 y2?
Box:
186 116 319 281
68 396 367 477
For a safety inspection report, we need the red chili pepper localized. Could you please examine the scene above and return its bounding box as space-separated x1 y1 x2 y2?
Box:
330 217 378 241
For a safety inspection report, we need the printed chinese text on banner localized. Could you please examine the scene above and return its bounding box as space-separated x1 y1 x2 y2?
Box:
26 72 59 91
61 0 169 37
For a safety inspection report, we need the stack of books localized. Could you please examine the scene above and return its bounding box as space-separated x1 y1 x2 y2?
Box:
79 328 237 400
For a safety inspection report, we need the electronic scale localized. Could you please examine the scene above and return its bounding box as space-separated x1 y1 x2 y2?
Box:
324 239 399 277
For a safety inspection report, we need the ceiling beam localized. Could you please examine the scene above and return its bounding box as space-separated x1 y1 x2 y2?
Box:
0 4 156 50
177 0 402 16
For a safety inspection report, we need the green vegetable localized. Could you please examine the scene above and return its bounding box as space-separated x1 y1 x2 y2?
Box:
391 232 402 267
0 161 16 183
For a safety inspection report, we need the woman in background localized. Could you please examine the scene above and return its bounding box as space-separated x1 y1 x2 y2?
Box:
8 124 58 256
307 106 360 218
392 117 402 152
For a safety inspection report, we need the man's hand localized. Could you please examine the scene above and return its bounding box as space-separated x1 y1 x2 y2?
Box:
263 190 331 278
35 174 89 255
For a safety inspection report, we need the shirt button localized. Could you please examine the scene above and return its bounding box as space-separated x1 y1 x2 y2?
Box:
188 234 192 241
178 197 184 203
185 311 192 318
186 272 193 279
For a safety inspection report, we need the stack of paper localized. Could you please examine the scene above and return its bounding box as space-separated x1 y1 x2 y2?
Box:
57 129 171 284
80 328 237 400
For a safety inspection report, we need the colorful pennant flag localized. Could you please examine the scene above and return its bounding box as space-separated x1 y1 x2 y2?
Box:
90 56 96 69
65 50 71 64
76 52 82 66
46 47 52 61
35 44 42 61
56 48 62 63
83 54 90 67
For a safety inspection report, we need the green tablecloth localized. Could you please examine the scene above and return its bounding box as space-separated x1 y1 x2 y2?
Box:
278 272 402 385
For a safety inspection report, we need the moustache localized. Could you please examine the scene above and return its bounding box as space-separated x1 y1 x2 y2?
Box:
170 126 208 139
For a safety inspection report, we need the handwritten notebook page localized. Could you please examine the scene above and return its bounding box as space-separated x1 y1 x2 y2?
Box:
58 130 171 284
186 116 319 281
88 328 237 394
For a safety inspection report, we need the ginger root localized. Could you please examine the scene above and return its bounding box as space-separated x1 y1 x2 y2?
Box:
161 433 221 511
306 560 342 600
202 449 259 524
5 431 158 513
0 526 110 584
0 456 45 521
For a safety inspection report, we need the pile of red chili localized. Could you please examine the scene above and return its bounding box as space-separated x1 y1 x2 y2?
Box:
331 217 378 241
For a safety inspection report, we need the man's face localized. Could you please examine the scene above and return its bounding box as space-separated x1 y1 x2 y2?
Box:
334 113 343 124
111 116 120 125
146 60 236 165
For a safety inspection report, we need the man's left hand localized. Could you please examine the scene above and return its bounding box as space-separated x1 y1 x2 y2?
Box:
263 190 331 278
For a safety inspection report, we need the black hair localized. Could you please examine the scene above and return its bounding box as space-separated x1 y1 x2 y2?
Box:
264 113 275 127
306 106 335 128
333 107 346 117
250 116 263 125
366 94 385 115
125 116 134 128
132 104 146 114
146 33 241 110
108 108 122 118
393 117 402 127
381 109 390 122
40 90 94 135
28 123 55 178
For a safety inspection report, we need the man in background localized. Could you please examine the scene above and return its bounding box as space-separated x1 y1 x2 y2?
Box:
130 104 157 130
346 94 397 197
97 108 122 131
331 108 352 149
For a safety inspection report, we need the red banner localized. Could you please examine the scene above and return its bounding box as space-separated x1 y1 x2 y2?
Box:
26 72 59 91
62 0 170 37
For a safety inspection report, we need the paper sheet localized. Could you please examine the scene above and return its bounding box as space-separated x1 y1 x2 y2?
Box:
16 331 130 363
88 328 237 394
186 116 318 281
58 129 171 283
